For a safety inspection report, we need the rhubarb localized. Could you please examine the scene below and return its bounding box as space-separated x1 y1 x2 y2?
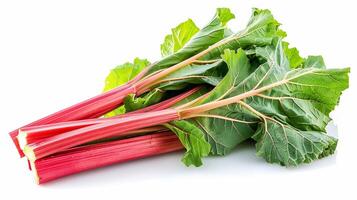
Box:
24 41 349 167
17 87 200 149
9 7 350 186
11 8 282 157
24 109 179 161
31 132 183 184
10 83 137 157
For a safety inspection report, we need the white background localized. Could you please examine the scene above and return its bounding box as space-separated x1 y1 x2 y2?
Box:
1 0 356 199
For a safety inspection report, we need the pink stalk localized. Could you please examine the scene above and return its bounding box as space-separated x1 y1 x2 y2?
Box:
31 132 182 184
24 83 269 162
18 87 200 149
22 125 166 150
10 84 135 157
9 66 152 157
24 109 180 161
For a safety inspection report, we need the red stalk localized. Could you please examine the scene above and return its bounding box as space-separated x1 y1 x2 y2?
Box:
25 109 180 160
32 132 183 184
24 86 261 161
18 87 200 149
10 66 152 157
10 84 135 157
24 126 166 149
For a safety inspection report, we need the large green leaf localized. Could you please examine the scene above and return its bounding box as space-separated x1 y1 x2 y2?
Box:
146 8 282 94
252 42 348 116
188 38 348 165
149 8 235 73
165 120 211 167
103 58 150 117
208 40 349 165
192 49 258 155
243 45 331 131
160 19 199 57
252 120 338 166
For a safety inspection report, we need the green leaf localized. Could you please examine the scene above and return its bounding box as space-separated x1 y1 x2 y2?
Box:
103 58 150 92
276 28 287 38
160 19 199 57
103 58 150 116
288 67 349 115
157 60 226 90
148 8 282 93
221 40 349 165
165 120 211 167
192 108 257 156
203 8 282 60
303 55 326 69
123 89 164 112
282 41 304 68
246 44 332 131
201 49 257 103
252 120 338 166
193 49 258 155
149 8 235 73
194 39 348 165
216 7 236 26
239 8 281 46
235 41 348 124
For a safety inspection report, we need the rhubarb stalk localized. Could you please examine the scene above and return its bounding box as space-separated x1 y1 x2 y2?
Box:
31 131 182 184
24 109 179 161
10 83 135 157
17 87 200 149
23 77 294 161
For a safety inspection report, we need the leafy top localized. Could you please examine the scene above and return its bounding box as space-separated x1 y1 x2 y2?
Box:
160 19 199 57
101 8 349 167
103 58 150 92
188 40 349 166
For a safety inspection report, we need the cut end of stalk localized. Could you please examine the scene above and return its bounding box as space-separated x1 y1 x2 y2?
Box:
29 161 40 184
23 146 36 162
17 130 28 150
10 130 25 157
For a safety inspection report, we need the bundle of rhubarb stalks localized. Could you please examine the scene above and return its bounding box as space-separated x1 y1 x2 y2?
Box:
10 8 349 184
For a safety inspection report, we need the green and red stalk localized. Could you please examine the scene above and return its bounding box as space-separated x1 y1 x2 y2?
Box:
24 109 180 161
18 87 200 149
10 66 152 157
10 84 135 157
22 126 166 150
25 126 167 171
24 80 274 161
31 131 183 184
13 32 237 157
